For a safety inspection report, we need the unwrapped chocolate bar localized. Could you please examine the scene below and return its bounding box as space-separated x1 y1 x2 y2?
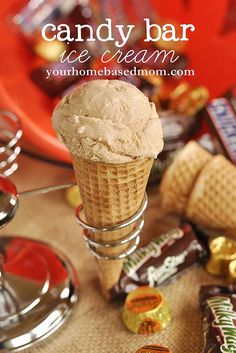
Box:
200 285 236 353
110 223 207 300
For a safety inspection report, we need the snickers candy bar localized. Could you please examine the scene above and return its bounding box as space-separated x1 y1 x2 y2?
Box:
110 223 207 300
199 285 236 353
206 98 236 164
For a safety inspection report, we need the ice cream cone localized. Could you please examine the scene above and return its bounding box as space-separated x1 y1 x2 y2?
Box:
160 141 212 215
72 155 153 299
186 155 236 231
52 79 163 300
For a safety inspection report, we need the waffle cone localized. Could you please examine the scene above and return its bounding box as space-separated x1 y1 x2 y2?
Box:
160 141 212 215
186 155 236 231
71 155 153 300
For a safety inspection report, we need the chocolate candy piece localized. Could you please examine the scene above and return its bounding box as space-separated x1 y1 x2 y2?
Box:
135 344 171 353
160 110 198 144
199 285 236 353
169 85 209 116
228 260 236 283
147 110 198 185
206 98 236 164
110 223 207 300
122 286 171 334
206 237 236 276
31 60 86 97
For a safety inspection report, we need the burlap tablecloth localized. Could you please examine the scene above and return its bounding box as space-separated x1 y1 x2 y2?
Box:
0 153 224 353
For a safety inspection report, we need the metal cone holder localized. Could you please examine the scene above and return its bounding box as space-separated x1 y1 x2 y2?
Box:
0 111 78 352
75 193 148 260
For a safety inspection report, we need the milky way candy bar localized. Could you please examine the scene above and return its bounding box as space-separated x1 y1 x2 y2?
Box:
199 285 236 353
110 223 207 300
206 98 236 164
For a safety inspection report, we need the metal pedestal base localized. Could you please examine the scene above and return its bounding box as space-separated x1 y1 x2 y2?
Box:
0 236 78 352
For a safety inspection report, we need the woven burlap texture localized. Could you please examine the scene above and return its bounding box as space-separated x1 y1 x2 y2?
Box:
1 154 224 353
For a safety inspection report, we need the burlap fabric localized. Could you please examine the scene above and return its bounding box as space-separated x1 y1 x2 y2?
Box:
1 154 224 353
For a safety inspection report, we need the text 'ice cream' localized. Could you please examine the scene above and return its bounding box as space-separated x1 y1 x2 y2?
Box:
52 79 163 163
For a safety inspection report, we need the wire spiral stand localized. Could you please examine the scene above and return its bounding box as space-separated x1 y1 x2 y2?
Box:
0 110 22 176
76 193 148 260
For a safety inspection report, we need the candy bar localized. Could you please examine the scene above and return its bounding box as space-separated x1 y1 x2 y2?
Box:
31 60 87 97
110 223 207 299
228 260 236 283
169 85 209 116
148 110 199 184
199 285 236 353
160 110 199 144
206 237 236 277
206 98 236 164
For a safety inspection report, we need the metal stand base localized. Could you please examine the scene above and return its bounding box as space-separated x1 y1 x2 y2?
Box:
0 236 78 352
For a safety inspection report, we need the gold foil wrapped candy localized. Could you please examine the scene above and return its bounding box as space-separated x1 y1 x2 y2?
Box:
65 185 82 208
122 286 171 334
206 236 236 276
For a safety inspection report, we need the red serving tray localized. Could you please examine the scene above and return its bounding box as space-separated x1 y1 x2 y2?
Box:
0 0 235 163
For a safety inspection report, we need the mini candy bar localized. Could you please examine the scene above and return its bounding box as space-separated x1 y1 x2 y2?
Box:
160 110 199 144
31 60 87 97
206 237 236 277
122 286 171 334
169 85 209 116
228 260 236 283
199 285 236 353
135 344 172 353
110 223 207 299
148 110 199 184
206 98 236 164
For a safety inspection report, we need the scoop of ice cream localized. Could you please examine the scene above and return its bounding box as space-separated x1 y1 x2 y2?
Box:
52 79 163 163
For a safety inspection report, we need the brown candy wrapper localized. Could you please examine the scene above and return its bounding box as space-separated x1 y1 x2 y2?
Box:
110 223 207 300
199 285 236 353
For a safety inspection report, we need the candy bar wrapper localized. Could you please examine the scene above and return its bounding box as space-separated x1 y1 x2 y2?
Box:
199 285 236 353
109 223 207 300
148 111 199 184
206 98 236 164
31 60 87 97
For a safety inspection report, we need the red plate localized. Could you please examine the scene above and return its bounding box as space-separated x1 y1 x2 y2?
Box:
0 0 235 163
0 0 71 163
